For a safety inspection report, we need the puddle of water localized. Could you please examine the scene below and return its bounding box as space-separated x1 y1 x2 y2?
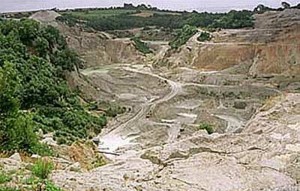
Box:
98 134 137 154
177 113 198 118
117 93 138 100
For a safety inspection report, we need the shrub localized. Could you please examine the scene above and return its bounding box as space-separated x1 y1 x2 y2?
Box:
169 25 198 49
199 123 214 134
31 159 54 179
131 37 152 54
197 31 212 42
0 17 112 153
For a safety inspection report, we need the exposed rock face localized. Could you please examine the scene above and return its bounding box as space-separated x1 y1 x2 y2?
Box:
31 11 145 68
163 9 300 77
9 153 22 162
249 38 300 76
58 25 145 68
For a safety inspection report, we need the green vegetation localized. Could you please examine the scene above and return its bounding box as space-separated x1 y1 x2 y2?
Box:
45 181 63 191
23 174 62 191
254 2 300 14
0 173 11 184
87 101 126 118
169 25 198 49
131 37 152 54
0 19 108 154
31 159 54 179
0 187 19 191
199 123 214 134
210 10 253 29
57 5 254 31
197 31 212 42
62 9 136 20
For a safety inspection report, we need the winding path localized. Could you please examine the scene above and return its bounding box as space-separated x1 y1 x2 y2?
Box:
81 65 182 156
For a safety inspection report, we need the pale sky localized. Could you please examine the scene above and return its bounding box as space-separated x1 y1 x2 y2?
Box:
0 0 299 13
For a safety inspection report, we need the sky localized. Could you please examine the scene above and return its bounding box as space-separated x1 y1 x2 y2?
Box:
0 0 299 13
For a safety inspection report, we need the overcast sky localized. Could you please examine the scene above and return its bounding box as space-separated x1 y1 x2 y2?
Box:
0 0 299 13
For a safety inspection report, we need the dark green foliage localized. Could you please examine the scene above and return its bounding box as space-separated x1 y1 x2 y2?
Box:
292 3 300 9
199 123 214 134
58 7 254 31
131 37 152 54
282 2 291 9
0 19 108 152
169 25 198 49
0 62 20 117
0 62 51 155
197 31 212 42
210 10 254 29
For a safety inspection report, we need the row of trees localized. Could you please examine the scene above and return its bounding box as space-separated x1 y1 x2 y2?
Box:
254 2 300 13
58 9 254 31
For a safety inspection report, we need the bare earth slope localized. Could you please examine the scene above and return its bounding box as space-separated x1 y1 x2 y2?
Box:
163 9 300 77
52 92 300 191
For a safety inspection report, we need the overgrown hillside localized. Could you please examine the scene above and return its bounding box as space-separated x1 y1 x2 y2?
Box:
57 5 254 31
0 19 108 155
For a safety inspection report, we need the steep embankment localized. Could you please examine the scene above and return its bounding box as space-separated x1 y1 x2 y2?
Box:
59 26 145 67
163 9 300 77
31 11 145 68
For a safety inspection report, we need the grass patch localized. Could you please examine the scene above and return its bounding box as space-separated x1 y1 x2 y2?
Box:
0 187 19 191
62 9 137 20
0 173 11 184
31 159 54 179
45 181 63 191
199 123 214 134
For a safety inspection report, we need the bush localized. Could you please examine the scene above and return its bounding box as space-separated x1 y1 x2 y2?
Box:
197 31 212 42
169 25 198 49
199 123 214 134
131 37 152 54
31 159 54 179
0 19 108 151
